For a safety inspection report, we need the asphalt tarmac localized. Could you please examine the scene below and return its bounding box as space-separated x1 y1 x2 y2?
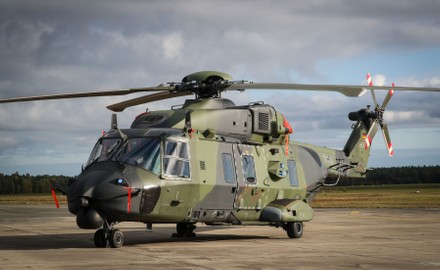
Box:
0 205 439 270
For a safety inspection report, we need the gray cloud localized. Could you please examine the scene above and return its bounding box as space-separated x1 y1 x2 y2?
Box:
1 0 440 174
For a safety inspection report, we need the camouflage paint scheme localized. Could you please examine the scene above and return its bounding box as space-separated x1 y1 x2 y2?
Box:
68 96 372 231
60 71 377 247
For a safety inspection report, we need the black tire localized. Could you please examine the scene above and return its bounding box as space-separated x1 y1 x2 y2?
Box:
176 223 187 236
176 223 196 237
94 229 107 248
108 229 124 248
286 222 303 239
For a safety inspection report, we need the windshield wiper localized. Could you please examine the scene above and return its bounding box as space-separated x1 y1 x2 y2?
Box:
114 140 130 169
106 141 120 157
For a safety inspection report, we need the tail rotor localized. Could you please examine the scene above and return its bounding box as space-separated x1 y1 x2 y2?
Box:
365 73 395 156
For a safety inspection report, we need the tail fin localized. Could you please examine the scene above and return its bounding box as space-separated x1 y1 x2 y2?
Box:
343 113 374 175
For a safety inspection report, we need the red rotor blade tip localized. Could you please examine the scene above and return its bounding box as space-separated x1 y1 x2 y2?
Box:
366 73 373 86
387 143 394 156
390 83 395 95
365 135 372 149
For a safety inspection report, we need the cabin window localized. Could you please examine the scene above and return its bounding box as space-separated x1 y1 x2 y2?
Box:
242 155 256 184
288 159 299 187
222 153 236 184
163 140 190 179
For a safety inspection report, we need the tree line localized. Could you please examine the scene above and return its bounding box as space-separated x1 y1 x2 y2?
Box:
339 165 440 186
0 173 70 194
0 165 439 194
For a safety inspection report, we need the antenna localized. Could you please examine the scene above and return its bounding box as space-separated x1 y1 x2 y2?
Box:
111 113 128 142
111 113 118 130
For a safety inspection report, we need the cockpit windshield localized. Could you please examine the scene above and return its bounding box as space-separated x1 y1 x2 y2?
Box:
85 136 190 178
85 138 121 167
85 137 161 176
119 138 161 175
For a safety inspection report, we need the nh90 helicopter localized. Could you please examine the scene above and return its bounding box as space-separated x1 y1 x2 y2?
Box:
1 71 439 248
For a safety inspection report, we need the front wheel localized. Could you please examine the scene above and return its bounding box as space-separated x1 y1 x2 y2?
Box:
94 229 107 248
108 229 124 248
286 222 303 239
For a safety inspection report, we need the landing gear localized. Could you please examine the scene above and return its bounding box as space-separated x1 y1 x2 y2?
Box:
93 222 125 248
284 222 303 239
173 222 197 237
108 229 124 248
93 229 107 248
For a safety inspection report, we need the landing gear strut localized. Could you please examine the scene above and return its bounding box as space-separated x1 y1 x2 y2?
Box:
93 221 124 248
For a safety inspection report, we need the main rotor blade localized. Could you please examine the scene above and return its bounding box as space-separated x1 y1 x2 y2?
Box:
382 123 394 156
225 82 440 96
106 91 192 112
225 82 367 97
361 85 440 92
0 85 174 104
2 77 439 106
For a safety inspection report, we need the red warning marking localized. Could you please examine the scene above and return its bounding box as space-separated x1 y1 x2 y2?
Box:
124 187 132 213
50 188 60 209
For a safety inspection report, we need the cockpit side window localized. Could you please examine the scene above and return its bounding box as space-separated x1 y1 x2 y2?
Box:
163 140 190 179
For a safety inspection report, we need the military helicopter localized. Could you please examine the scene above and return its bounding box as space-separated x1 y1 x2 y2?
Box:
1 71 439 248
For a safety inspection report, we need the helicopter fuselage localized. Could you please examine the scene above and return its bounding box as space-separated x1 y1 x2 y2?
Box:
67 97 367 245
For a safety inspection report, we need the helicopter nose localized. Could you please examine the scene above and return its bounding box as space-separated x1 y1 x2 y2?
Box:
67 162 126 216
67 162 147 228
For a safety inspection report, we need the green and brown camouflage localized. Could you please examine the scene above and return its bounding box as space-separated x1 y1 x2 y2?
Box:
71 93 375 231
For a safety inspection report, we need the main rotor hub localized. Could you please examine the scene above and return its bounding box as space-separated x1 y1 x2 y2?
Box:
177 71 234 99
181 71 233 83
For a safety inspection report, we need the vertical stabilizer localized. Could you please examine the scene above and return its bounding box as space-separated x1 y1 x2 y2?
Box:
343 119 374 175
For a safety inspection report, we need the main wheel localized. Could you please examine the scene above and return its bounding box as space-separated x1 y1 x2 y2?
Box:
108 229 124 248
176 223 196 237
94 229 107 248
176 223 187 236
286 222 303 239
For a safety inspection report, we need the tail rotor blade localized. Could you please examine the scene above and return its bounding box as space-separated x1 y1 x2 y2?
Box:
381 83 395 109
382 124 394 156
364 121 378 150
366 73 379 107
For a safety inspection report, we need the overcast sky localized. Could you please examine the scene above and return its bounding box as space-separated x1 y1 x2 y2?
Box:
1 0 439 176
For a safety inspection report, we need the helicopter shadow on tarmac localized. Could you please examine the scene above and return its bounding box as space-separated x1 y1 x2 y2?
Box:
0 226 270 250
